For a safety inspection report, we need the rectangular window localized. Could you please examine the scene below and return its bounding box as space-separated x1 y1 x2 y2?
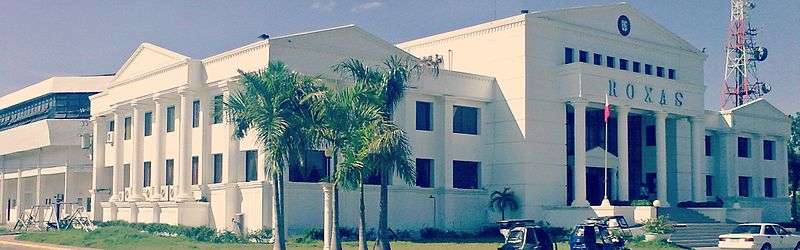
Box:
86 197 91 212
192 100 200 128
123 117 131 140
453 105 479 135
416 159 433 188
166 106 176 132
644 64 653 75
764 178 776 198
143 161 151 187
633 61 641 73
289 150 329 183
213 95 223 124
108 121 115 132
763 140 775 160
668 69 676 80
245 150 258 182
656 66 665 77
606 56 615 68
453 161 479 189
564 47 574 64
593 53 602 66
364 172 382 185
213 154 223 183
144 112 153 136
738 176 751 197
645 125 656 146
165 159 174 186
619 59 629 70
191 156 199 185
416 101 433 131
578 50 588 63
705 135 712 156
705 175 713 196
738 137 751 158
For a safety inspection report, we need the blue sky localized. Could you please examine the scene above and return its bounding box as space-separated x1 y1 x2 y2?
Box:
1 0 797 113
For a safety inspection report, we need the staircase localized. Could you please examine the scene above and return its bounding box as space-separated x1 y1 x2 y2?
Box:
657 207 737 249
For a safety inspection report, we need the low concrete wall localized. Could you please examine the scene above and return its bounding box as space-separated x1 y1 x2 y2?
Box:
592 206 635 225
633 206 656 224
727 208 762 223
688 208 726 222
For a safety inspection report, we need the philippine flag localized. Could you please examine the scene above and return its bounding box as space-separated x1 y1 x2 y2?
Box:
604 95 611 123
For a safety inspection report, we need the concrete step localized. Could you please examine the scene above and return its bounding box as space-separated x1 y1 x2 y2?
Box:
669 223 737 248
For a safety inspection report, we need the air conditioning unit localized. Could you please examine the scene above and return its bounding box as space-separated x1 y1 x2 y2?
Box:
105 131 114 145
80 133 92 149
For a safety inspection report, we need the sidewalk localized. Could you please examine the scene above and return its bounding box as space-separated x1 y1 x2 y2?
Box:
0 234 97 250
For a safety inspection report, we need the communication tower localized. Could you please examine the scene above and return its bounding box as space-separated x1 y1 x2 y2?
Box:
721 0 771 109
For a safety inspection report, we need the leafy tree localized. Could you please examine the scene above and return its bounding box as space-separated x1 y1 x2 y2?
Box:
789 113 799 220
489 187 519 221
225 61 320 250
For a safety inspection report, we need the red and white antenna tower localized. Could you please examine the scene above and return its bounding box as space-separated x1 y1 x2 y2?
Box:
721 0 770 109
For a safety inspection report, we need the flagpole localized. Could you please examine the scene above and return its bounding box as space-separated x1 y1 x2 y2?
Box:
602 95 611 207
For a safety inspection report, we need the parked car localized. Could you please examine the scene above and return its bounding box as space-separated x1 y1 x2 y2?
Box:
718 223 800 250
569 221 627 250
497 220 556 250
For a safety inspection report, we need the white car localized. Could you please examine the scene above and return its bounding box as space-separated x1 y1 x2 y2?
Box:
718 223 800 250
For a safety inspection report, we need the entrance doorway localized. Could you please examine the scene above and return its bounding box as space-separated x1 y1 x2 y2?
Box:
586 167 612 205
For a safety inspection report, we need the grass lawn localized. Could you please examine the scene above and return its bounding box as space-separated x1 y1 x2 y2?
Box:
16 226 682 250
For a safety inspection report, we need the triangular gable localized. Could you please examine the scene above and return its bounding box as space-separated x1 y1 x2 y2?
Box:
270 25 417 60
586 146 620 168
727 98 787 119
532 3 700 53
112 43 189 83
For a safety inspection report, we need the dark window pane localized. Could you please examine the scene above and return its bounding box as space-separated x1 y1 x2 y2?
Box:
645 64 653 75
364 172 381 185
738 137 750 158
579 50 588 63
453 161 479 189
166 106 176 132
668 69 676 79
108 121 115 132
633 61 641 73
213 95 223 124
192 100 200 128
764 178 776 198
123 117 132 140
656 66 665 77
606 56 615 68
416 159 433 188
738 176 750 197
416 101 432 131
165 160 175 186
763 140 775 160
143 162 151 187
191 156 199 185
453 105 478 135
593 53 602 66
564 47 574 64
705 135 712 156
645 126 655 146
144 112 152 136
213 154 223 183
289 150 329 183
245 150 258 182
619 59 629 70
705 175 713 196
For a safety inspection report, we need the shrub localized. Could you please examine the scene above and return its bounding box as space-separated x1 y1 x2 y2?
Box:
249 227 272 243
642 216 674 234
302 228 324 241
185 226 216 241
630 200 653 206
419 227 444 239
212 231 242 243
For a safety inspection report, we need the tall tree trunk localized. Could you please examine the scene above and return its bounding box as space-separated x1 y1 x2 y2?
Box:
793 162 799 221
330 153 343 250
377 168 391 250
272 170 286 250
358 181 367 250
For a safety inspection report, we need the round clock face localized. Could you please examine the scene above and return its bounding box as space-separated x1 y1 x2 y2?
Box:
617 15 631 36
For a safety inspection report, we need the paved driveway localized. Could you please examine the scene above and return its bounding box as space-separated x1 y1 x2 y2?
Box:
0 235 95 250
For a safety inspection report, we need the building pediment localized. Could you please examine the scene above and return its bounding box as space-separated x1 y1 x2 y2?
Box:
726 98 788 121
533 3 700 53
112 43 189 84
586 146 619 168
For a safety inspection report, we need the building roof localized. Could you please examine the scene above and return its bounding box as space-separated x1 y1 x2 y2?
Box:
0 75 112 110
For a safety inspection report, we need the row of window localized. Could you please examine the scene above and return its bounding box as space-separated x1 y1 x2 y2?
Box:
112 95 225 140
0 92 96 131
415 101 480 135
702 136 776 160
737 176 778 198
564 47 677 80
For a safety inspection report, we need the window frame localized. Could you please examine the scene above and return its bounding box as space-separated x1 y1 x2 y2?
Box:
213 154 223 184
578 50 588 63
452 160 480 189
606 56 615 68
245 150 258 182
564 47 574 64
453 105 479 135
123 116 132 140
415 158 434 188
144 111 153 136
632 61 641 73
191 156 199 185
165 159 175 186
166 106 176 132
738 176 751 197
192 100 200 128
143 161 152 187
213 95 223 124
738 137 751 158
416 101 433 131
619 59 629 70
763 140 775 160
593 53 603 66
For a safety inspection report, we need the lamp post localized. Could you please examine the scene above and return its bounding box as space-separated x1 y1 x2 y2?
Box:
428 195 436 228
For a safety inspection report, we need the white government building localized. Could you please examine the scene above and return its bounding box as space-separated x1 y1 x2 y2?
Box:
0 3 792 232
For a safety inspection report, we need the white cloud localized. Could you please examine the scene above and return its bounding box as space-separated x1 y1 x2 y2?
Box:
311 0 337 11
351 1 383 13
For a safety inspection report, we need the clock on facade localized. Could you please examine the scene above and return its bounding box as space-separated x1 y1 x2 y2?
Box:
617 15 631 36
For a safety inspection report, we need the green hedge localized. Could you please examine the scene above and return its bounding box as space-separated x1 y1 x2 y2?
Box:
94 220 270 243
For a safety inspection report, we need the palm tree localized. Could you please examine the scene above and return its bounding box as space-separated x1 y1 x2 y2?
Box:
225 61 321 250
489 187 519 221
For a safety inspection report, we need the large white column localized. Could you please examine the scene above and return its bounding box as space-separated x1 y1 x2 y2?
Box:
128 103 145 201
617 105 630 201
16 168 22 219
176 90 194 202
199 94 213 186
35 168 42 206
90 115 107 214
0 171 6 224
655 111 669 207
110 111 125 202
63 167 70 203
690 116 706 202
572 99 589 207
150 97 165 201
223 88 241 184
